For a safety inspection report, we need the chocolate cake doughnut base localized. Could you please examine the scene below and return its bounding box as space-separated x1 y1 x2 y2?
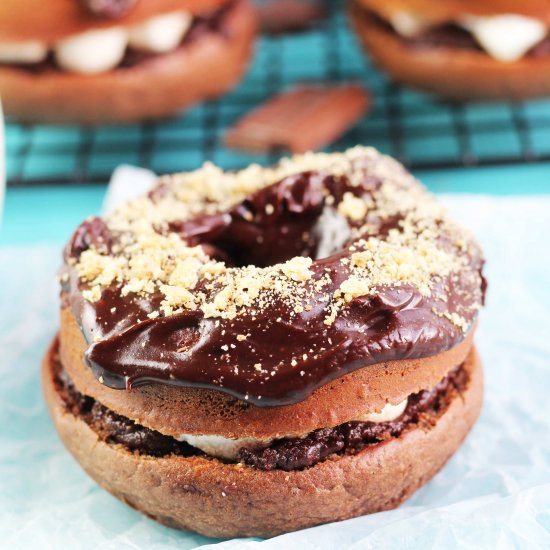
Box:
350 1 550 100
42 338 483 538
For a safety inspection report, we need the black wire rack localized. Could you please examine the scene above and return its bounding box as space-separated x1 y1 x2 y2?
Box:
6 0 550 187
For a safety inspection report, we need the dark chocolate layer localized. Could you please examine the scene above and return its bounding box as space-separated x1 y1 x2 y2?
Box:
240 364 469 471
55 359 199 458
53 353 468 471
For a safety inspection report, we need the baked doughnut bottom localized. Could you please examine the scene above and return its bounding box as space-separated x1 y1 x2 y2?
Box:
42 337 483 538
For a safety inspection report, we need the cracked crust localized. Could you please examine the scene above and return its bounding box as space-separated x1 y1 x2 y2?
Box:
59 306 476 439
43 339 483 538
350 1 550 100
0 0 256 123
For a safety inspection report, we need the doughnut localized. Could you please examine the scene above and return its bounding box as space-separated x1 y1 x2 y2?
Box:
44 146 486 537
0 0 256 123
349 0 550 100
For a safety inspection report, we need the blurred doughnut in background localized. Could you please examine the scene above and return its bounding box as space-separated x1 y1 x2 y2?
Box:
349 0 550 100
0 0 256 123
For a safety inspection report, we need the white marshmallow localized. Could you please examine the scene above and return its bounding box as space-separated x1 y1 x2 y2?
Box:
54 27 128 75
128 11 192 53
177 434 270 460
355 398 408 423
461 14 547 62
390 12 429 38
0 41 48 64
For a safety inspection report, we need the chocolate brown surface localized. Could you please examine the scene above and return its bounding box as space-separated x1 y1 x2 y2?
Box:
54 348 468 471
59 312 476 440
64 156 485 407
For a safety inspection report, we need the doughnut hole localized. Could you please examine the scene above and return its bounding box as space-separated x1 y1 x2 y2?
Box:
170 171 356 267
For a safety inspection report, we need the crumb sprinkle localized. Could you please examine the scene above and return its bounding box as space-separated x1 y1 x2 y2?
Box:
73 147 481 333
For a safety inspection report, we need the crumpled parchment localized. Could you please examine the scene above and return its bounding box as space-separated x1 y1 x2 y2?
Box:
1 184 549 549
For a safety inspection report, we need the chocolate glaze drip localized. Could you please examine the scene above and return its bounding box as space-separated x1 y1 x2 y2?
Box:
64 168 484 407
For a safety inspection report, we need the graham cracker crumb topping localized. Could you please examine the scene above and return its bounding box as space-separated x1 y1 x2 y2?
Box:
74 147 482 333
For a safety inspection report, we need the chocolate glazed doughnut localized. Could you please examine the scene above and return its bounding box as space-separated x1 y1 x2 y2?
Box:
45 147 486 537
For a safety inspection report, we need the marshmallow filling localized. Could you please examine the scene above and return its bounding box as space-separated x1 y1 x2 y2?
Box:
0 1 234 75
357 4 550 63
52 353 469 472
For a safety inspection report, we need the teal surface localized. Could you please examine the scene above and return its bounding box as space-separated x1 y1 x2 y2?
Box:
3 2 550 247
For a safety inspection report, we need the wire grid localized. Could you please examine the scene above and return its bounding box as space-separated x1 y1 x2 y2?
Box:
6 0 550 186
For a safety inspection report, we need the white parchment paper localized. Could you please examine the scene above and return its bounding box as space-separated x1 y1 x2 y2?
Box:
1 188 549 549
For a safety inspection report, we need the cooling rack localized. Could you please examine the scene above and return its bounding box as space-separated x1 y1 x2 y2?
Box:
6 0 550 186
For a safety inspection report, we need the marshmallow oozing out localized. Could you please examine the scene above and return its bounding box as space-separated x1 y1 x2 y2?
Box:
177 399 409 460
355 398 408 423
0 41 48 64
389 11 548 63
390 11 429 38
54 27 128 74
177 434 268 460
459 14 547 62
128 11 192 53
1 10 193 74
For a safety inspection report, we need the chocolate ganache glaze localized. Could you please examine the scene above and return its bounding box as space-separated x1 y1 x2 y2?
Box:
63 148 485 406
